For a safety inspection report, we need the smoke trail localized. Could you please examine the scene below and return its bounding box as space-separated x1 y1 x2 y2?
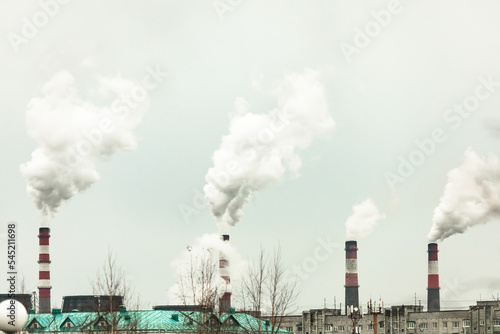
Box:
428 149 500 242
204 69 335 232
20 70 150 220
345 198 385 240
167 233 245 305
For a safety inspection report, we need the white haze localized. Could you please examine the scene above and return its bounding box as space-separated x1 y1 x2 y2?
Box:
345 198 385 241
203 69 335 232
428 149 500 242
20 71 150 221
167 233 246 305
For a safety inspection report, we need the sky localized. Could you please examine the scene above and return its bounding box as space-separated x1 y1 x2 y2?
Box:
1 0 500 312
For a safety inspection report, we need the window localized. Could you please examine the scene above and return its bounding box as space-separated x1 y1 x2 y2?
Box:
297 325 303 331
62 322 74 328
480 320 485 326
433 323 437 329
30 322 40 329
394 323 399 329
337 325 345 332
325 325 333 332
420 323 428 329
368 324 374 330
407 322 415 329
452 322 459 329
443 322 447 328
464 320 470 327
493 320 500 326
313 325 317 331
286 326 293 332
359 325 363 331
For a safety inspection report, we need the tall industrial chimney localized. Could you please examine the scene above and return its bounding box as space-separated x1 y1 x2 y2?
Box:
219 234 231 313
345 240 359 314
427 243 440 312
38 227 51 313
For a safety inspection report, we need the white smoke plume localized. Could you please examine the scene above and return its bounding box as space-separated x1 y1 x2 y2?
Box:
428 149 500 242
20 71 150 221
345 198 385 241
204 69 335 232
167 233 246 305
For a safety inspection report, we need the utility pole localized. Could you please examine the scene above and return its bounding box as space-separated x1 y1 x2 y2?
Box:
368 299 383 334
348 305 363 334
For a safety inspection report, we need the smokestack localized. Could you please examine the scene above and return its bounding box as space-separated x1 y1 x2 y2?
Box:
38 227 51 313
345 240 359 314
219 234 231 313
427 243 440 312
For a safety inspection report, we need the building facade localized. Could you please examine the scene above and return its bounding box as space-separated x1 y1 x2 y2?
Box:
279 301 500 334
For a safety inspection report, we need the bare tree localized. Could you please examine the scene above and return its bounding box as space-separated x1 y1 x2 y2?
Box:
238 245 298 334
82 249 140 334
174 244 296 334
175 246 227 334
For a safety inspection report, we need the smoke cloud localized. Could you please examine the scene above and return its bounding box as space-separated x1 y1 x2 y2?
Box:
428 149 500 242
20 70 150 220
204 69 335 232
345 198 385 241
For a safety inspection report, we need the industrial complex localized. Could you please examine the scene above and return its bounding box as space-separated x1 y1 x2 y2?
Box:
2 229 499 334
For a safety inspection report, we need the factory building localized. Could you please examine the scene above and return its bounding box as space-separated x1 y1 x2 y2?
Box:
468 301 500 334
275 301 500 334
23 307 289 333
275 308 383 334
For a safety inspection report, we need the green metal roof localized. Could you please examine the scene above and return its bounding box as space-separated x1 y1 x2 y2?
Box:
24 309 290 333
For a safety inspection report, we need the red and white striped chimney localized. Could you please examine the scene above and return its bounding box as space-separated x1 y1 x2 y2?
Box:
427 243 440 312
219 234 231 313
345 240 359 314
38 227 51 313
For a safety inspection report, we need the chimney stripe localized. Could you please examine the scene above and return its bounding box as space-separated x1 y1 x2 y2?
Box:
345 259 358 273
428 275 439 288
345 273 359 286
39 245 49 254
39 271 50 279
428 261 438 274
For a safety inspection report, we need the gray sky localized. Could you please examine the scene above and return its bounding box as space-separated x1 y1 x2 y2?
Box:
1 0 500 311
